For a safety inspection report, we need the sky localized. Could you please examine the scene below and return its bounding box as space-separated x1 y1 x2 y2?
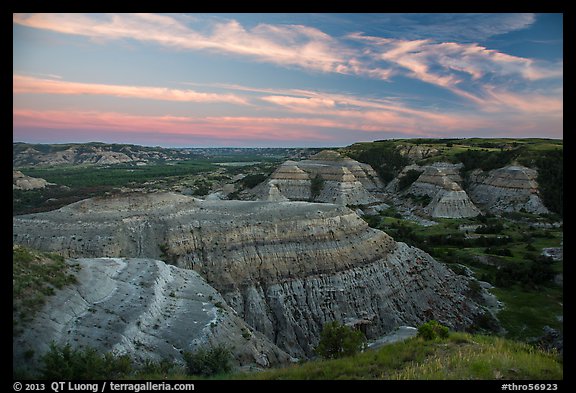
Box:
13 13 563 147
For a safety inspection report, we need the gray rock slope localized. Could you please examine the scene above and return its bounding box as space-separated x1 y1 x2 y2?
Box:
387 163 480 219
13 170 55 190
13 192 487 358
252 150 383 205
467 165 549 214
13 257 292 374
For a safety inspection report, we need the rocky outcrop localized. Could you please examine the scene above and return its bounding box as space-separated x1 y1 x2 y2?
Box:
388 163 480 219
252 150 383 205
13 257 292 374
397 145 439 160
13 170 54 190
467 165 549 214
425 190 481 218
14 192 488 358
14 146 134 167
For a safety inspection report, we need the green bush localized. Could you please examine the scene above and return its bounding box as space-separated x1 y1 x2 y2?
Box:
315 321 366 359
183 345 232 376
239 173 268 189
398 170 423 191
140 358 179 376
417 320 449 340
310 174 325 200
39 343 132 380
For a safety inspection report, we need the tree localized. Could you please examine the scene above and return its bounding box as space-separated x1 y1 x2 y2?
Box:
310 174 325 201
398 170 423 191
315 321 366 359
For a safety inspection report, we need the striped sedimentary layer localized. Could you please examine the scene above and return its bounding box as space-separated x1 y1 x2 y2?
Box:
467 165 549 214
14 192 486 358
253 150 383 205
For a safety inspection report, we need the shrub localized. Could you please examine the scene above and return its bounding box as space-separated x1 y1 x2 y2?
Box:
315 321 366 359
239 174 267 189
398 170 423 191
183 345 232 376
39 343 132 380
141 358 178 376
417 320 449 340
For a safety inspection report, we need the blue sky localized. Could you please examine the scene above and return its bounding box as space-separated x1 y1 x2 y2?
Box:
13 13 563 147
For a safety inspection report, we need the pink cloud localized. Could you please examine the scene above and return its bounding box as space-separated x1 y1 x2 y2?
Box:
480 86 563 115
12 109 349 142
13 106 562 142
260 95 336 109
13 75 248 105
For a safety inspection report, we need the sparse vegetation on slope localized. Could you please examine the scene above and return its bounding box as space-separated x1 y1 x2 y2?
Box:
13 245 79 335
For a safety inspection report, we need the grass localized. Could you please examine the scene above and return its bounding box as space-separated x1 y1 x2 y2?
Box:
392 334 562 380
13 245 79 335
232 333 562 380
491 286 563 341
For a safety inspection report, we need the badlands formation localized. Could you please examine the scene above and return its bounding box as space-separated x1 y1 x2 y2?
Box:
387 163 481 219
385 162 549 218
253 150 383 205
468 165 549 214
13 256 291 373
13 192 488 362
14 149 552 370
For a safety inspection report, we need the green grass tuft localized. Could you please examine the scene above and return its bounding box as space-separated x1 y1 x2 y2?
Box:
234 333 562 380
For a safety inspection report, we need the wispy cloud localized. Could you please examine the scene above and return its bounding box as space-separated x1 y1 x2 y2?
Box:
367 13 537 41
13 74 248 105
13 13 392 79
346 32 563 106
14 13 561 91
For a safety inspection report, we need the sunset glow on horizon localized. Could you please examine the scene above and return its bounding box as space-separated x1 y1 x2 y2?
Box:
13 13 563 147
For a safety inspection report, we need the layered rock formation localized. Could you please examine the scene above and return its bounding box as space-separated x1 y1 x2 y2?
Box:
13 170 54 190
252 150 383 205
396 144 439 160
389 163 480 218
13 257 291 373
14 192 487 358
468 165 549 214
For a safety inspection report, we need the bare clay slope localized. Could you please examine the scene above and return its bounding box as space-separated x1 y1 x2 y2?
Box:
13 257 291 374
13 192 487 358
